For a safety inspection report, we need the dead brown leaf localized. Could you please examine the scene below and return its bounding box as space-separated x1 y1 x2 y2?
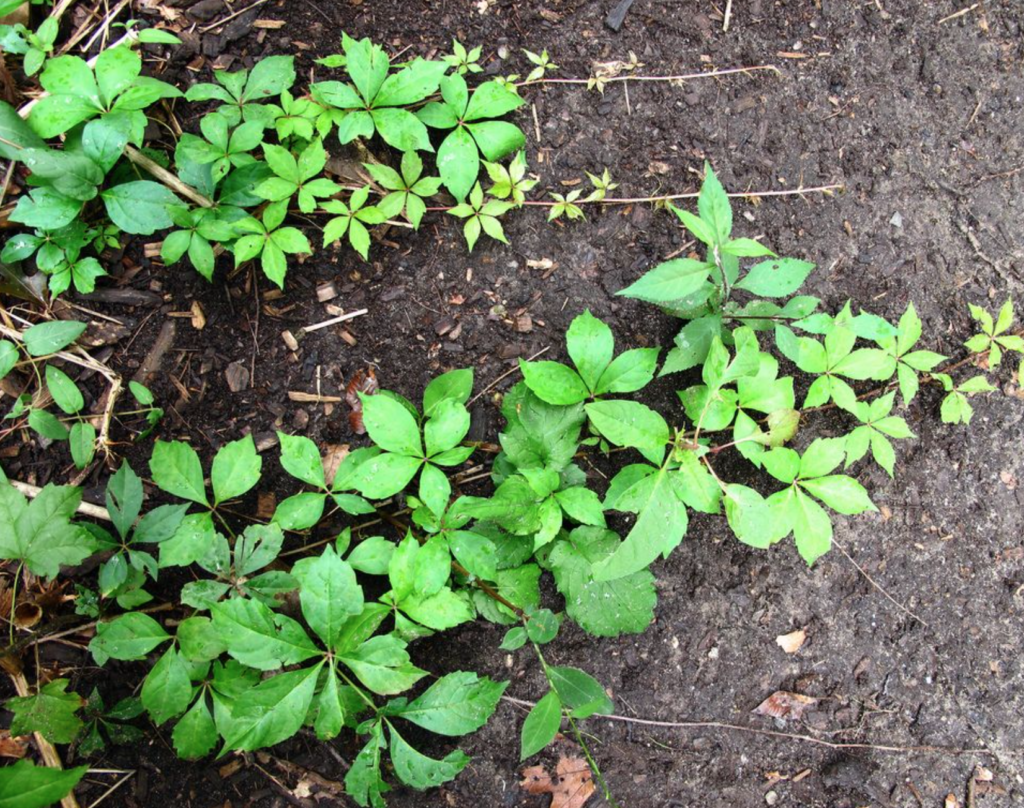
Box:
520 756 595 808
0 730 28 759
345 368 378 434
775 629 806 654
752 691 818 721
321 444 350 488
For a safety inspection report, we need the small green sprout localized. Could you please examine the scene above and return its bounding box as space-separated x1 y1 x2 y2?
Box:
321 186 387 260
964 298 1024 367
584 168 618 202
448 182 512 250
547 189 586 222
523 48 558 82
484 151 537 207
443 40 483 75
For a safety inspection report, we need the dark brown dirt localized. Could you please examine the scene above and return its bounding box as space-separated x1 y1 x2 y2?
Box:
5 1 1024 806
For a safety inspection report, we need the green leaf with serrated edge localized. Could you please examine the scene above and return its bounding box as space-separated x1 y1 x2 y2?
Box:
400 587 474 631
7 679 83 744
141 647 192 725
150 440 208 505
735 258 815 298
553 486 606 527
585 400 669 465
660 314 722 375
423 368 473 417
594 348 660 395
592 467 687 581
177 616 227 662
790 488 833 565
314 662 345 740
102 181 180 235
800 475 876 515
272 491 327 531
519 359 589 405
234 522 284 576
222 663 322 752
0 481 93 578
345 536 395 575
106 462 143 541
424 399 470 456
447 530 496 580
0 760 88 808
396 672 506 737
722 237 776 258
339 635 427 696
172 696 218 759
436 126 478 202
211 598 319 670
345 721 389 807
870 432 895 476
90 612 170 665
671 451 721 513
292 545 364 650
520 690 561 760
472 565 541 625
388 724 469 790
210 435 261 505
548 665 613 718
566 310 614 392
799 437 846 479
697 163 732 244
617 258 712 304
525 609 559 644
549 527 656 636
500 627 528 650
242 55 295 101
277 432 326 488
159 511 216 568
334 603 391 655
724 484 775 549
360 393 422 456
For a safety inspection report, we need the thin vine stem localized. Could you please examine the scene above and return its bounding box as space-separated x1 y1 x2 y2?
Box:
513 64 781 88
